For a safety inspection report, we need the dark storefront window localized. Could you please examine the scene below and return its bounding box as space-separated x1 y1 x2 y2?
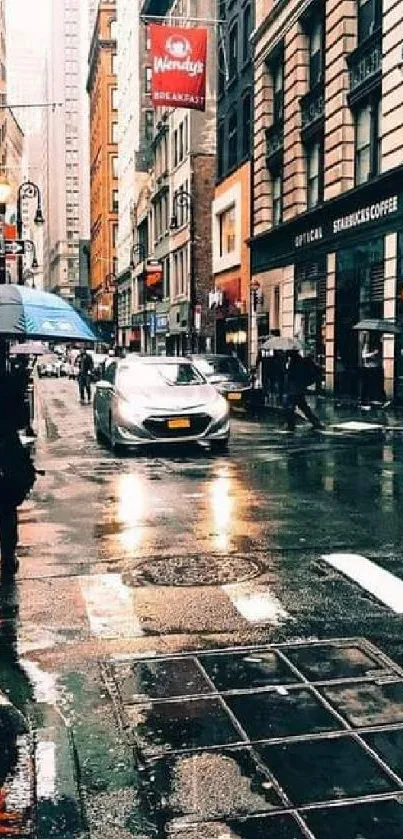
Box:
217 121 225 178
335 238 384 398
294 260 326 371
395 235 403 402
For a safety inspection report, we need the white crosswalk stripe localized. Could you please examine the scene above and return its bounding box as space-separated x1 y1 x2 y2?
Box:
79 574 144 638
222 580 289 625
322 552 403 613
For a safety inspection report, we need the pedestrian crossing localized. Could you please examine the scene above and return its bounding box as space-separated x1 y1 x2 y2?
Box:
18 549 403 649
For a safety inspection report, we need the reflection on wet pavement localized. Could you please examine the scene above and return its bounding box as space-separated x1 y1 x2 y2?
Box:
6 380 403 837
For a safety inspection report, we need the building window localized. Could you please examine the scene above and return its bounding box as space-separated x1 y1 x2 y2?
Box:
173 130 178 167
358 0 381 43
109 19 117 39
112 122 118 144
217 121 225 178
242 92 252 157
111 53 118 75
229 22 238 79
306 141 323 208
272 174 282 226
219 206 236 257
112 189 119 213
228 108 238 169
111 88 118 111
145 110 154 141
179 121 184 161
218 44 225 97
242 4 252 63
309 19 323 88
145 67 152 93
355 98 380 185
112 155 118 179
355 102 370 185
272 59 283 123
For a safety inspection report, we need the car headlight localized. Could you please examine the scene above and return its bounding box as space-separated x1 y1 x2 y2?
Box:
117 400 143 425
209 393 229 421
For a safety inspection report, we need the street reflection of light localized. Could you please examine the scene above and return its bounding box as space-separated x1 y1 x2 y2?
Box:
210 469 234 552
116 473 146 555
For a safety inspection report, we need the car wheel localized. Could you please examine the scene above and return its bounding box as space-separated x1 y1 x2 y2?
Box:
210 438 229 455
109 418 125 455
94 415 105 444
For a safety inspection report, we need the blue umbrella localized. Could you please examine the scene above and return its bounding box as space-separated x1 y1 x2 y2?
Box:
0 285 97 342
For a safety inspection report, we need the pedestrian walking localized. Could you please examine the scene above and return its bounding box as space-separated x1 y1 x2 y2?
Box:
0 373 36 576
284 350 324 432
361 337 386 405
76 348 94 403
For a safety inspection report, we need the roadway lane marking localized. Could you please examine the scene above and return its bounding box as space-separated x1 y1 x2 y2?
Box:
322 553 403 613
79 574 144 638
222 581 289 625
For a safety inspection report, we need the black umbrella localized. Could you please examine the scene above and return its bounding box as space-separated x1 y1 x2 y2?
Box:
353 319 401 335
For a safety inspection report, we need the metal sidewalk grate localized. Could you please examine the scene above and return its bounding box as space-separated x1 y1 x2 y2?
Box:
101 638 403 838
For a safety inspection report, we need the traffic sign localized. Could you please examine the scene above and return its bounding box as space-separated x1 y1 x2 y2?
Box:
5 239 25 255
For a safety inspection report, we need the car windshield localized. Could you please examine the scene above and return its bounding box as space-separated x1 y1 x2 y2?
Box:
195 356 248 380
117 361 206 393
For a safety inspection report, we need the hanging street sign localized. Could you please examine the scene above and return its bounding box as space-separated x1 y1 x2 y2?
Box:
150 24 208 112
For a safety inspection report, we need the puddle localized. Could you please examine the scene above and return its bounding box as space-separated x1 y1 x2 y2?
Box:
111 657 213 703
198 650 299 692
322 681 403 727
305 798 403 839
284 643 387 682
226 688 340 741
125 697 242 756
257 734 395 805
363 728 403 777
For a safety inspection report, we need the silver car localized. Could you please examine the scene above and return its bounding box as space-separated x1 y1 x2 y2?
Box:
93 356 230 452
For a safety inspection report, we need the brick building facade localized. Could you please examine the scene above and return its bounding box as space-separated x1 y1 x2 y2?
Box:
87 0 118 334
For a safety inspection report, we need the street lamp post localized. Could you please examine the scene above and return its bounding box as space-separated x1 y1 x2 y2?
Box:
105 272 117 348
16 181 44 286
130 243 147 354
170 190 195 354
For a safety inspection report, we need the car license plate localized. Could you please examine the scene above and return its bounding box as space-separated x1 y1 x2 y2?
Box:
228 392 242 401
168 417 191 429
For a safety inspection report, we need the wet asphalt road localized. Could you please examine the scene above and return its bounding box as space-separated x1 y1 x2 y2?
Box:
4 378 403 837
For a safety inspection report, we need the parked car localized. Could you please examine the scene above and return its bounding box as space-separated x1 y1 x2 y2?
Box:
190 354 252 409
93 356 230 452
37 356 60 378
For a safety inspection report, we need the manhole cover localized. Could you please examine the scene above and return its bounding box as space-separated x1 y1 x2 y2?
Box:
128 554 262 586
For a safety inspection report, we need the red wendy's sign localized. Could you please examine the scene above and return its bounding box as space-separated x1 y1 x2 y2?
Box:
150 25 208 112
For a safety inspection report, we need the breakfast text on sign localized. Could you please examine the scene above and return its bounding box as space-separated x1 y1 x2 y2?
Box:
150 25 208 112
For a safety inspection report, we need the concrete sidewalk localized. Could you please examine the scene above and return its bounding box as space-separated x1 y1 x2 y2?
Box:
256 394 403 431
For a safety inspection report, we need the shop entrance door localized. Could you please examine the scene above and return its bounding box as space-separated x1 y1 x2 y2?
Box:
335 239 384 399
